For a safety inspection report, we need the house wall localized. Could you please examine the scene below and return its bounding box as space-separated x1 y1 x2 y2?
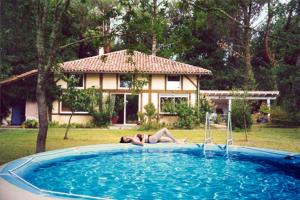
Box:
52 73 199 125
25 100 38 120
52 115 93 124
86 74 99 88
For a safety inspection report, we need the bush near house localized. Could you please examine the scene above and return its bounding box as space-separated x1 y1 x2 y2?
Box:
196 95 214 124
231 99 252 130
138 102 161 130
22 119 38 128
174 102 197 129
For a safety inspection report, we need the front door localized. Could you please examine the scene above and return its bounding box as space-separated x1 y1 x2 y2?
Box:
11 101 26 125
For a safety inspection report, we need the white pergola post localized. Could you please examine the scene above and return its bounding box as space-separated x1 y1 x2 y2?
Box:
228 98 232 113
267 98 271 119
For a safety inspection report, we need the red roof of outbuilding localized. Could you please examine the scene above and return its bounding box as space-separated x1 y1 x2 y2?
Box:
61 50 212 75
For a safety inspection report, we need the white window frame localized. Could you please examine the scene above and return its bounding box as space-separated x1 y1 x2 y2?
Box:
119 74 132 88
59 100 89 114
159 94 189 114
166 75 181 90
68 73 85 89
110 93 140 125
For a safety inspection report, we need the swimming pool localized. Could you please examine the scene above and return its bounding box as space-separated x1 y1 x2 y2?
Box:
1 144 300 199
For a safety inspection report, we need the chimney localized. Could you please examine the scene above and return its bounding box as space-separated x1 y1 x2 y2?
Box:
99 47 104 56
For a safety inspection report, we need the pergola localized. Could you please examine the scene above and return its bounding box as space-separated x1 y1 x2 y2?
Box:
200 90 279 113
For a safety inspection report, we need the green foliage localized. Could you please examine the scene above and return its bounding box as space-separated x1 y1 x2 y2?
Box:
48 121 95 128
22 119 38 128
138 102 160 130
213 114 222 124
137 111 146 124
196 95 214 124
161 100 176 113
259 103 270 116
270 106 300 126
91 111 112 127
61 76 91 113
144 102 156 121
90 94 116 127
275 64 300 124
174 102 197 129
231 99 253 130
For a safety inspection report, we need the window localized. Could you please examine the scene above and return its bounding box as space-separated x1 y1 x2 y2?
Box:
119 74 132 88
160 94 188 114
167 75 181 89
67 74 84 88
60 99 88 114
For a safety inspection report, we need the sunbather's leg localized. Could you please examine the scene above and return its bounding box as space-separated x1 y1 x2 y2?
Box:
158 136 173 143
149 128 177 143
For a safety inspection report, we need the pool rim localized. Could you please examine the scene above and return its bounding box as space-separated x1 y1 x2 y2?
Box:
0 143 299 200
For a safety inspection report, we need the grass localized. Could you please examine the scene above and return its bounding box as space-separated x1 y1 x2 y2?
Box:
0 125 299 165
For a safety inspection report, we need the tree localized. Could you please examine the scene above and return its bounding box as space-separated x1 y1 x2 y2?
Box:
61 76 90 139
118 0 169 55
231 96 252 141
35 0 71 152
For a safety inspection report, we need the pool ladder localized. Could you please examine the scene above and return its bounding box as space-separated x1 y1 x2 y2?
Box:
226 111 233 155
203 112 233 156
203 112 212 155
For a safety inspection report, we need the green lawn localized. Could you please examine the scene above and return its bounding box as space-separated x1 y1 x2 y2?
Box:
0 126 299 165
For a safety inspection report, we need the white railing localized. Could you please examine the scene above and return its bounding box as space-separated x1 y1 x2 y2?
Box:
203 111 233 156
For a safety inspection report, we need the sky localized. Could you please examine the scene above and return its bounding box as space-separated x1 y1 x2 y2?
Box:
252 0 290 27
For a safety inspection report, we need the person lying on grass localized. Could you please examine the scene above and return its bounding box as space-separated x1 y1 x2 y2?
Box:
120 128 185 146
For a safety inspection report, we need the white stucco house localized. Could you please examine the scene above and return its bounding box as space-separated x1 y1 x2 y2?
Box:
0 49 279 126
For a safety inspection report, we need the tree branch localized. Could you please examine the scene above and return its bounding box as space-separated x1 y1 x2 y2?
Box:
186 0 300 45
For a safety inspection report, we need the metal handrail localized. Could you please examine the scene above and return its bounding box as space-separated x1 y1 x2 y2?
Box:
226 111 233 155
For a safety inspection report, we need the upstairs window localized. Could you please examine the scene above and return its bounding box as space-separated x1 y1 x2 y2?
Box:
167 75 181 90
120 74 132 88
67 74 84 88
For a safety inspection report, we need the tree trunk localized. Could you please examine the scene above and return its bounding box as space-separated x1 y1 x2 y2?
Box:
241 1 254 88
64 112 73 140
151 0 157 55
263 0 275 66
35 0 70 152
36 69 49 152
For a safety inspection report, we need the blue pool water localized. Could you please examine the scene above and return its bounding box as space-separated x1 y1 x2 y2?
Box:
23 149 300 199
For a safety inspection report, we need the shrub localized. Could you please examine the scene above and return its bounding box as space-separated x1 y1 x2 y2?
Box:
270 106 300 126
137 111 146 125
196 95 214 124
49 121 95 128
213 114 222 124
22 119 38 128
231 99 252 130
91 110 112 127
174 102 197 129
138 103 161 130
90 95 116 127
48 121 60 128
144 102 157 121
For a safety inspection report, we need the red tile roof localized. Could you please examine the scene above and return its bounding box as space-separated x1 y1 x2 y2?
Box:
61 50 212 75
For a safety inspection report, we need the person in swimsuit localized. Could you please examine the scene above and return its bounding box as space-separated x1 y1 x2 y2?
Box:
120 128 180 146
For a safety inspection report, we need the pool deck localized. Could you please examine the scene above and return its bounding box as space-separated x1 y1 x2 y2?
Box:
0 178 62 200
0 143 299 200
